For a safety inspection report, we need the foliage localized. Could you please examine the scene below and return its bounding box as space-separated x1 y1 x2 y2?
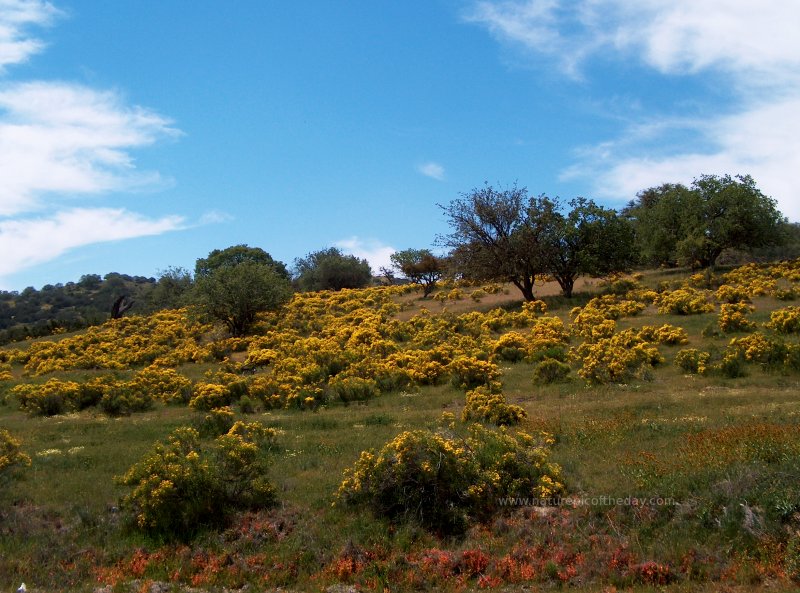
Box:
572 329 663 384
656 288 715 315
462 385 527 425
390 249 444 297
439 183 549 301
335 425 562 534
533 358 572 384
0 429 31 486
674 348 711 374
718 302 756 333
194 260 293 337
534 197 636 297
194 244 289 280
768 306 800 334
293 247 372 292
117 422 278 539
627 174 786 268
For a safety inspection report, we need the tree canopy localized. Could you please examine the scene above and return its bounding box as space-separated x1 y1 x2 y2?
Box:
193 250 292 337
626 174 786 268
293 247 372 292
440 184 635 299
390 249 444 297
195 244 289 280
439 183 548 301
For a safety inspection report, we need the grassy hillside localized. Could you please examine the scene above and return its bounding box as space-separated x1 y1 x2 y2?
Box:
1 263 800 592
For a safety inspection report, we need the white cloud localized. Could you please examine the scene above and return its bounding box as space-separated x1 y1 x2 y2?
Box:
0 1 186 285
334 236 396 275
417 161 446 181
468 0 800 221
0 0 59 71
0 208 185 277
0 81 180 216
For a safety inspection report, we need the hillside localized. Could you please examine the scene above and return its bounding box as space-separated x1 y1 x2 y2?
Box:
1 261 800 592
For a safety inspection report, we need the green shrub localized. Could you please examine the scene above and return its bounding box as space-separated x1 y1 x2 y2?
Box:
335 425 562 535
118 421 278 540
533 358 571 384
462 386 526 425
195 406 236 437
99 383 154 417
327 376 378 403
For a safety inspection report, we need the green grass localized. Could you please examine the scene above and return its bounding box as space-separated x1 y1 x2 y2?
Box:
1 274 800 591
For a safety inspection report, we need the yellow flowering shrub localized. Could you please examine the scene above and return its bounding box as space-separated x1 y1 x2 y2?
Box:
448 356 500 389
1 429 31 484
674 349 711 374
0 363 11 381
573 329 663 384
718 303 756 333
189 382 233 412
715 284 751 304
21 309 212 376
656 288 715 315
638 324 689 345
335 424 562 534
118 421 278 539
12 378 83 416
462 385 526 425
492 332 528 362
128 366 193 404
724 333 792 369
767 306 800 334
327 376 379 403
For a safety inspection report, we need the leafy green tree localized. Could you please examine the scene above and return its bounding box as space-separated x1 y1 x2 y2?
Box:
440 183 550 301
195 244 289 280
194 256 292 337
390 248 444 297
293 247 372 292
536 198 636 297
145 266 194 311
627 174 786 268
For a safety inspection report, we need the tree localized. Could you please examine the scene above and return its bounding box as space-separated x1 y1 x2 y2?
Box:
146 266 194 311
390 249 444 297
536 198 636 297
439 183 550 301
195 244 289 280
293 247 372 292
627 174 786 268
194 257 292 337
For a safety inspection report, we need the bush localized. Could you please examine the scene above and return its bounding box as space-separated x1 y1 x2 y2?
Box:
656 288 715 315
118 422 278 539
189 382 233 411
573 329 663 384
717 303 756 333
448 356 500 390
674 349 711 374
0 429 31 486
462 386 526 425
533 358 571 384
638 324 690 345
327 376 379 403
768 306 800 334
99 383 155 417
195 406 236 437
335 425 562 535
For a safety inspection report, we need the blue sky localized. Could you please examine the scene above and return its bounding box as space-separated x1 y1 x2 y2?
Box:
1 0 798 290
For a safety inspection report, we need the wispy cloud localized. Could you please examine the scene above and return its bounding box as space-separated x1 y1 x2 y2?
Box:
0 81 180 216
0 1 186 285
334 236 396 274
467 0 800 221
0 0 60 71
417 161 446 181
0 208 185 277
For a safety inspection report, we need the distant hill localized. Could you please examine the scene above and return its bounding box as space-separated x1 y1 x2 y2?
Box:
0 272 189 345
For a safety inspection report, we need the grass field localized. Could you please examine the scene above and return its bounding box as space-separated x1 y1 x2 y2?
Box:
1 266 800 592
